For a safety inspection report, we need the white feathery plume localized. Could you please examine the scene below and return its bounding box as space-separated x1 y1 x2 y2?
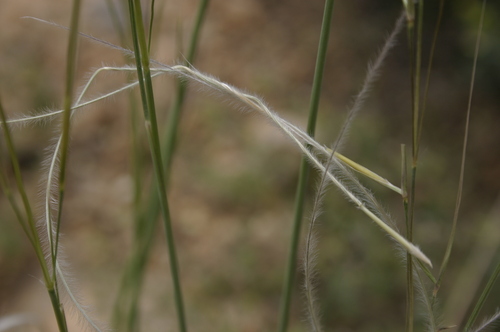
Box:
1 64 432 268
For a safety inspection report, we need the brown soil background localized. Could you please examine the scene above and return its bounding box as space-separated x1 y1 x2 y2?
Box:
1 1 499 331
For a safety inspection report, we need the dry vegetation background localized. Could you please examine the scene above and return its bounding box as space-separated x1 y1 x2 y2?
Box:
0 0 499 331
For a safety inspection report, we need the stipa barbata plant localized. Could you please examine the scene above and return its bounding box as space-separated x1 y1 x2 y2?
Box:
1 0 498 331
2 18 428 332
3 18 430 332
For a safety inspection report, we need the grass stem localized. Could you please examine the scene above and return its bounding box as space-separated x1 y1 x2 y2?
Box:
52 5 82 316
405 0 426 329
0 99 68 332
435 0 486 298
127 1 187 331
278 1 334 331
113 1 209 329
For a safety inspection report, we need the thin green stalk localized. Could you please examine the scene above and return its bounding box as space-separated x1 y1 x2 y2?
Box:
435 0 486 298
463 261 500 331
417 0 445 153
412 0 423 161
0 170 35 246
406 169 416 332
54 0 82 285
127 1 187 331
408 1 424 235
402 145 414 332
401 145 408 203
100 5 145 330
278 1 334 331
48 289 69 332
0 100 49 281
404 1 424 330
0 103 38 248
113 1 210 330
147 0 156 52
412 0 445 292
0 99 68 332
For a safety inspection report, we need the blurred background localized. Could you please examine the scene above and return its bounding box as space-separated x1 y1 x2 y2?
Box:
0 0 499 331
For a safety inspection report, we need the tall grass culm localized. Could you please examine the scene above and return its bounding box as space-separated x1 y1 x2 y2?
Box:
0 1 499 332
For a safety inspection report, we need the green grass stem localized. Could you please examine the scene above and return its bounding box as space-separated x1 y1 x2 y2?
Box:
401 145 413 332
127 1 187 331
104 2 150 329
0 99 68 332
147 0 156 53
435 0 486 298
417 0 445 152
412 0 423 162
113 1 209 330
0 103 38 249
47 289 69 332
53 0 82 290
278 1 334 331
404 1 425 330
0 171 35 246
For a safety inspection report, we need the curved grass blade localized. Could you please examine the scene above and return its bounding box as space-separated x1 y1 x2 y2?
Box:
435 0 486 297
